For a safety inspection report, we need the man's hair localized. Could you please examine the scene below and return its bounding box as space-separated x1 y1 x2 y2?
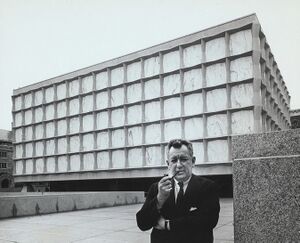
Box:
166 139 194 158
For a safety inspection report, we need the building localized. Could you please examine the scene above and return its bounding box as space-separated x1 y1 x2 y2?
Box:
0 129 14 191
290 109 300 129
11 14 290 192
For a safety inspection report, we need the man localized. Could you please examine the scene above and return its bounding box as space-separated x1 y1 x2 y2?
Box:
136 139 220 243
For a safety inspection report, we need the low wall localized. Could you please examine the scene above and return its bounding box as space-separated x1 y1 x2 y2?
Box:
232 129 300 242
0 191 144 219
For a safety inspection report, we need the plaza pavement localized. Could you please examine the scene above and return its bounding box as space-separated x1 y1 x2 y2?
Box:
0 198 233 243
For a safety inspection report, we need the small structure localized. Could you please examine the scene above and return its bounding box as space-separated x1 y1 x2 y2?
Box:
290 109 300 128
0 129 14 191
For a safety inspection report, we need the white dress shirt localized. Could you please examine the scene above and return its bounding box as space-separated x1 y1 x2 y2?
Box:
174 176 191 202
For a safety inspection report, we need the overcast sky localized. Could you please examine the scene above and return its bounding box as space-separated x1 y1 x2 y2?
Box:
0 0 299 131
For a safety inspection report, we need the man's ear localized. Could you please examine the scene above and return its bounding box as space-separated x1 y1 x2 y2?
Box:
192 156 196 165
166 160 169 165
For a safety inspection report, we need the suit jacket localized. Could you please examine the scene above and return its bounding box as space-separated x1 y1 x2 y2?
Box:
136 174 220 243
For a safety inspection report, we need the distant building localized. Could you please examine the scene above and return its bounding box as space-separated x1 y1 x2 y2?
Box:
0 129 14 190
290 109 300 129
11 14 291 192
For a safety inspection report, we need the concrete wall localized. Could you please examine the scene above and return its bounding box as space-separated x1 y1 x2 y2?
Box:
0 191 144 219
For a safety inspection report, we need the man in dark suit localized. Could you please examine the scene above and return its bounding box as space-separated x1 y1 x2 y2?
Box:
136 139 220 243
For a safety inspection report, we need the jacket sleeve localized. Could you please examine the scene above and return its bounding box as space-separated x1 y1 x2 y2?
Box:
136 183 161 231
169 180 220 232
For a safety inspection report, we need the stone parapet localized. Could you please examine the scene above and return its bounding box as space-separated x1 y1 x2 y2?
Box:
0 191 144 219
232 128 300 159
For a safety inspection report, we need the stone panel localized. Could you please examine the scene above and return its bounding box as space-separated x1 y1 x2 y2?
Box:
144 78 160 100
35 158 44 173
127 61 141 82
69 117 80 134
183 44 202 67
82 114 94 132
144 56 160 77
144 101 160 122
24 93 32 108
111 108 124 127
231 110 254 135
207 114 228 137
45 87 54 103
206 37 225 61
206 88 227 112
82 95 93 113
58 155 68 172
164 97 181 119
96 91 108 109
185 117 203 140
25 159 33 174
128 148 143 167
82 133 94 151
206 63 226 87
46 157 56 173
230 56 253 82
193 142 204 164
70 155 80 171
97 131 109 149
231 83 253 108
111 67 124 86
96 111 108 130
164 120 181 142
111 129 125 148
83 153 94 170
69 79 79 97
163 50 180 73
82 75 93 93
57 82 66 100
14 96 22 110
145 123 161 144
145 146 161 167
111 87 124 107
184 93 202 116
127 83 141 103
127 105 142 124
207 139 228 162
229 29 252 56
34 90 43 106
96 71 108 90
45 104 54 120
69 98 79 116
163 74 180 96
97 152 109 169
111 150 125 168
128 126 142 146
183 68 202 91
15 160 23 174
57 119 67 136
24 110 32 125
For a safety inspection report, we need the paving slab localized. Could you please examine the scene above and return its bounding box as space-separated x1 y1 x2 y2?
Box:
0 198 233 243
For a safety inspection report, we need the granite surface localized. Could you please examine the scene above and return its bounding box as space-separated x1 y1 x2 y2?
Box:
233 156 300 242
232 128 300 159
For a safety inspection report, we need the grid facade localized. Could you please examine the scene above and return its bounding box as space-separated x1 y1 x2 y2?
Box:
12 14 290 180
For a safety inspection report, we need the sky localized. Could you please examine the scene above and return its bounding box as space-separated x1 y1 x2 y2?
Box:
0 0 299 131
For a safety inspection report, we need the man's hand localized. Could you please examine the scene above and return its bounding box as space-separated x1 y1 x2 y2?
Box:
154 216 165 230
157 175 172 209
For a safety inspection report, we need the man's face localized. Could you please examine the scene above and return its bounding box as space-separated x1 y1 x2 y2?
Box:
167 144 195 182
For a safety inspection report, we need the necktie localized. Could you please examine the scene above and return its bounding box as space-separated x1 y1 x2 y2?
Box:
176 181 184 208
